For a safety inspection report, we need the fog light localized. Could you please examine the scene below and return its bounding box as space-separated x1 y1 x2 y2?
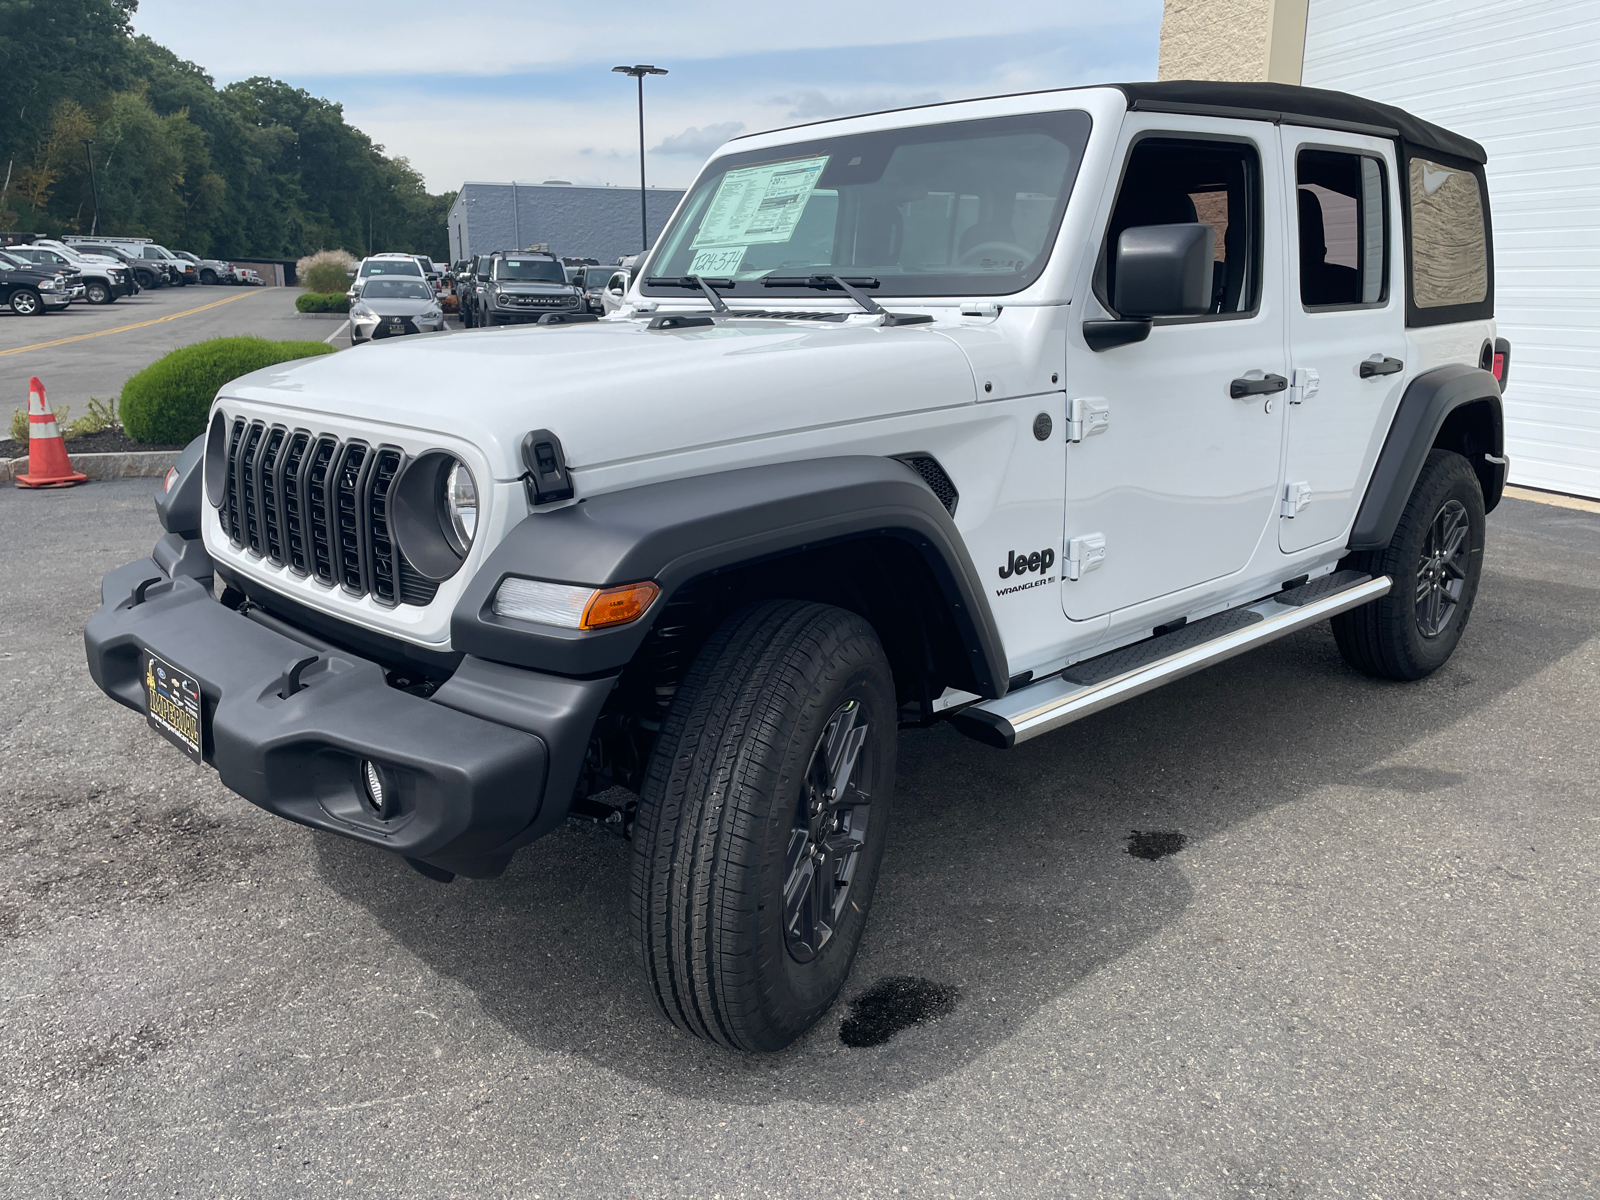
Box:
362 760 388 815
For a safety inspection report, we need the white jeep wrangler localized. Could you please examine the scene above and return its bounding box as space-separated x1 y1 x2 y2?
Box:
88 81 1509 1052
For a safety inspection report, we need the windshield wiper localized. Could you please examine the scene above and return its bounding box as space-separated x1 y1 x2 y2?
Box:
645 275 734 313
760 274 931 326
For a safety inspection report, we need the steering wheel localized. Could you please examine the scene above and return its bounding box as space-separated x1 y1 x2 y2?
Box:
956 241 1032 269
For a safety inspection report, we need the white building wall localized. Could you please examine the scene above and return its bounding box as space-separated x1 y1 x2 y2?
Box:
1303 0 1600 498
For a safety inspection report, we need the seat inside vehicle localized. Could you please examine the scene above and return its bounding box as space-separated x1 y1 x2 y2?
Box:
1100 138 1259 315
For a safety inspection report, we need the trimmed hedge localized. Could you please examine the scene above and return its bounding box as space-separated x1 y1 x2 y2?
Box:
121 337 336 444
295 291 351 313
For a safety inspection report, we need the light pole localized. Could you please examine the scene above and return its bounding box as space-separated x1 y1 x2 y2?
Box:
612 64 667 256
82 140 101 236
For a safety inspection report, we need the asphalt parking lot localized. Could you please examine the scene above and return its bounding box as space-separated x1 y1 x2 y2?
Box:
0 286 382 421
1 483 1595 1199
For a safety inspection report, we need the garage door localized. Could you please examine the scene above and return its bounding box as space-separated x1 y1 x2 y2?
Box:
1301 0 1600 498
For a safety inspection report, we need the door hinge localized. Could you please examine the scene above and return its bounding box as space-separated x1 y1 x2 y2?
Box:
1065 533 1106 581
1065 397 1110 443
1281 481 1312 517
1289 367 1320 405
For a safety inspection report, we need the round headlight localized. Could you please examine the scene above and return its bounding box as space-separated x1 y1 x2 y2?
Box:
443 460 478 553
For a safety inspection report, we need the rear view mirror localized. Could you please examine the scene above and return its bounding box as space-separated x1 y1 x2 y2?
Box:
1113 223 1214 318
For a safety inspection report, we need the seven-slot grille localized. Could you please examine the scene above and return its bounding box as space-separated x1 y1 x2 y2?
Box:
217 418 439 607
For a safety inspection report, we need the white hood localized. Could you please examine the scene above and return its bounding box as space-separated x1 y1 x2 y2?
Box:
223 318 980 482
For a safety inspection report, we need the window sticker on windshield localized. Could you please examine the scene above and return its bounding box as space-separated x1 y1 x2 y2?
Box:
693 155 829 248
688 246 748 276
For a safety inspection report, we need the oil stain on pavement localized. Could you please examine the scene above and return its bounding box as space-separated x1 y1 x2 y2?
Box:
1127 830 1188 861
839 976 960 1047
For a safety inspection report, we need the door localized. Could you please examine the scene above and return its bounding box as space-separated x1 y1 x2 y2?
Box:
1278 129 1408 553
1063 122 1289 621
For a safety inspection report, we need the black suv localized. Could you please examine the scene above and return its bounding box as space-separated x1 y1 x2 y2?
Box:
455 254 492 329
474 251 585 327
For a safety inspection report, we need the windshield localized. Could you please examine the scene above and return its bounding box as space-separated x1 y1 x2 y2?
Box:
359 279 433 301
360 259 423 277
493 258 566 282
644 110 1091 299
583 267 617 288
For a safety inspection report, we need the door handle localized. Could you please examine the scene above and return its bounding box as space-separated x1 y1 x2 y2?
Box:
1359 356 1405 378
1230 373 1288 399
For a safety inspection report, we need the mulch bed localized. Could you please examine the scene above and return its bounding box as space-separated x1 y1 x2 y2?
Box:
0 428 185 458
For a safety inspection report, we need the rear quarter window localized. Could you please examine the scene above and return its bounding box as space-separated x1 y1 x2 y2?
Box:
1407 157 1491 322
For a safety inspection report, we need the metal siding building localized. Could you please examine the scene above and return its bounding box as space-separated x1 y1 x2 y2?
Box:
1301 0 1600 498
447 182 686 266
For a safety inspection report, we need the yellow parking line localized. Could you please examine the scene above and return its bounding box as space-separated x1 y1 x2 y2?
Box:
0 290 263 358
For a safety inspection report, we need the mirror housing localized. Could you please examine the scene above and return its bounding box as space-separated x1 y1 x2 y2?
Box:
1113 223 1214 318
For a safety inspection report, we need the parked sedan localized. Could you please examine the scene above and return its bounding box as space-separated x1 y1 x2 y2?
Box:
350 278 446 344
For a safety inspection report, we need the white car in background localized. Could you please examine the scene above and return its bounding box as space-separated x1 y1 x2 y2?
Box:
174 250 235 285
353 254 427 289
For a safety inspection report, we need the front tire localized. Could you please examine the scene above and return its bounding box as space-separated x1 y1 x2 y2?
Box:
1332 449 1485 681
630 601 896 1052
200 270 217 285
10 288 42 315
86 280 111 304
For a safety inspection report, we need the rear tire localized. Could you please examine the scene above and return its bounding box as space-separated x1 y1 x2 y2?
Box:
1332 448 1485 681
200 269 217 285
630 601 896 1052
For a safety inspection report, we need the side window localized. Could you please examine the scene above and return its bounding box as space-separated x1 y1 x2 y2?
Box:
1100 137 1261 318
1296 149 1388 307
1408 157 1488 309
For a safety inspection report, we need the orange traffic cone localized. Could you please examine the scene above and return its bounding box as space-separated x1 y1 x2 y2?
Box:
14 377 87 489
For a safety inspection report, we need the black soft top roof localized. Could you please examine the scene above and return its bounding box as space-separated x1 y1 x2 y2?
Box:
1113 81 1486 165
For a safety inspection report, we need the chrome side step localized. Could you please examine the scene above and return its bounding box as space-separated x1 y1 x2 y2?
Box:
951 574 1391 749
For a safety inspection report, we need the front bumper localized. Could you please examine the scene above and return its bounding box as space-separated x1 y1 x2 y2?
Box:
43 291 71 308
85 551 611 877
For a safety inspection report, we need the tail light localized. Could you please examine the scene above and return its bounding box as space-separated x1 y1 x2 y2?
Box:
1492 337 1510 392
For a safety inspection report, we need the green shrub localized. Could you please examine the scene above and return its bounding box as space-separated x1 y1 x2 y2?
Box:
65 396 118 439
121 337 335 444
295 291 350 313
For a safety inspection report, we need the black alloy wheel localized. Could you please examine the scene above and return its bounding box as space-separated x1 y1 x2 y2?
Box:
630 600 896 1052
1333 449 1486 681
1414 499 1470 638
784 698 874 963
9 288 42 316
200 269 217 285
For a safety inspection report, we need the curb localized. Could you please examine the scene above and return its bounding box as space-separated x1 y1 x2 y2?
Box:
2 449 179 484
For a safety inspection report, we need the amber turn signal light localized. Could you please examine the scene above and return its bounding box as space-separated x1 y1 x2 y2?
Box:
580 581 660 629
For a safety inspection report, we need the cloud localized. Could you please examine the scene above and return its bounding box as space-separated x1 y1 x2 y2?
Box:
652 121 746 157
771 90 945 121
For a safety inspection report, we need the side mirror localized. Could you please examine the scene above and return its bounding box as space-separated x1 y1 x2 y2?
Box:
1113 223 1214 318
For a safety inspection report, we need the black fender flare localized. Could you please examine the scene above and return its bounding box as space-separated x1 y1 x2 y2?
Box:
1349 364 1505 551
451 456 1010 697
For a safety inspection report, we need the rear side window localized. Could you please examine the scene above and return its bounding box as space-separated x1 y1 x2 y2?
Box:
1296 149 1388 308
1408 157 1489 314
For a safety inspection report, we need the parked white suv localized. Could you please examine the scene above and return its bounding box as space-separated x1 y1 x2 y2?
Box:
89 81 1509 1053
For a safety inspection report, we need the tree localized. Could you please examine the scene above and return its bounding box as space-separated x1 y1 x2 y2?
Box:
1 7 452 260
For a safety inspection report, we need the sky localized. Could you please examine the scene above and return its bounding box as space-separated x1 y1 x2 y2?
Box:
130 2 1162 195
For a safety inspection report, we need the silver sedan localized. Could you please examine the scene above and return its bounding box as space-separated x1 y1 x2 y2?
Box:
349 278 447 344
